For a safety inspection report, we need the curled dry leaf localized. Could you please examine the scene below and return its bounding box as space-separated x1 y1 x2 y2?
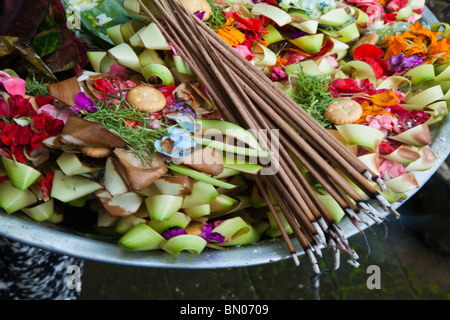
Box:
180 146 223 176
47 76 81 107
95 189 143 217
153 175 194 196
59 116 127 148
113 148 168 190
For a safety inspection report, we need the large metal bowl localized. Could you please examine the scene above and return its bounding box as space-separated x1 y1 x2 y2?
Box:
0 8 447 269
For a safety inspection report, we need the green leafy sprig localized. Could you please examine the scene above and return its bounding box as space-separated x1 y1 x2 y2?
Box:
287 71 338 129
205 0 227 30
84 96 170 164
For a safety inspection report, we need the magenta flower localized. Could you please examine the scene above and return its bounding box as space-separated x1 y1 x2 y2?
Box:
71 92 98 114
161 227 187 240
200 223 225 244
0 71 26 97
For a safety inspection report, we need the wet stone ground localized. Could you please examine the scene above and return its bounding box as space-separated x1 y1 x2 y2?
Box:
77 3 450 300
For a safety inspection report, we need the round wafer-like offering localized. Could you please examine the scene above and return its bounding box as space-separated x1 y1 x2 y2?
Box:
126 86 167 113
79 146 111 158
324 99 363 124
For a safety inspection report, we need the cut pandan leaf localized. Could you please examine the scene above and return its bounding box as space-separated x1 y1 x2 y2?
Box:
120 19 146 44
104 157 130 196
326 38 350 61
192 136 272 158
405 146 437 172
336 23 360 43
107 43 142 73
435 63 450 81
167 164 237 190
341 60 377 84
327 129 358 155
291 20 319 34
267 207 293 234
376 184 407 204
406 85 444 106
139 49 166 67
22 199 54 222
161 234 207 256
253 42 277 67
220 225 260 247
289 34 324 53
139 22 171 50
354 8 369 24
250 185 267 208
181 181 218 208
318 8 350 27
435 61 450 75
316 192 346 223
51 170 104 203
358 153 380 176
212 167 240 180
384 173 419 193
404 64 435 85
135 183 161 197
377 76 412 95
396 6 413 21
262 24 284 44
97 208 120 228
128 27 146 47
381 145 421 164
336 124 385 152
123 0 140 15
197 119 262 151
317 58 336 77
106 24 124 45
183 204 210 218
389 124 432 147
56 152 103 176
68 196 88 208
223 155 262 175
145 194 183 220
1 156 42 191
87 51 106 73
0 180 37 214
147 211 191 233
251 3 292 26
141 63 175 85
212 216 250 242
216 175 248 196
115 215 147 234
253 220 270 237
118 223 166 251
173 55 194 75
153 176 194 196
95 190 143 217
100 54 117 74
209 194 239 215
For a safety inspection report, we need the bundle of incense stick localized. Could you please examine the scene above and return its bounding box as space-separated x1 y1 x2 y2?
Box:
137 0 400 273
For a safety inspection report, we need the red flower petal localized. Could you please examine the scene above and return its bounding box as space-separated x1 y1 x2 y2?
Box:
35 94 55 108
353 44 385 60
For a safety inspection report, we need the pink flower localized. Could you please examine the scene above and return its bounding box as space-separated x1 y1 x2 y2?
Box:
234 44 255 61
37 104 71 123
367 114 397 135
0 71 26 97
379 157 405 180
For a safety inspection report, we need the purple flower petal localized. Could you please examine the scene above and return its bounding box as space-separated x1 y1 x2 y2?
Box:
200 223 225 244
388 53 423 73
161 227 187 240
72 92 98 114
195 11 205 20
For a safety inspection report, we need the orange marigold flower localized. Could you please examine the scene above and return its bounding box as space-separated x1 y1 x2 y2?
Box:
216 17 246 47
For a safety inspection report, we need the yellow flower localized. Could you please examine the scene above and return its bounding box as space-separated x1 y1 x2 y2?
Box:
216 17 246 47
